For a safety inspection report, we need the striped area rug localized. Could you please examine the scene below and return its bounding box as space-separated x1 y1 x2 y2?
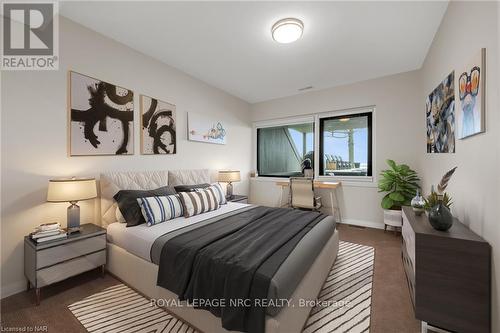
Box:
303 241 375 333
69 241 374 333
68 284 198 333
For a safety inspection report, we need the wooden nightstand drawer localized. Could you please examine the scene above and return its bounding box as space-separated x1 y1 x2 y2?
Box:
402 211 415 273
37 234 106 269
36 250 106 287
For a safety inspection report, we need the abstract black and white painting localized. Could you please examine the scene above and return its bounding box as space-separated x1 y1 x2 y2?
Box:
141 95 176 154
70 72 134 155
426 71 455 153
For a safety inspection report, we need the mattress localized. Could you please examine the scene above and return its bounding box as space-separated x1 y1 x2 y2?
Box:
107 203 336 316
107 202 249 261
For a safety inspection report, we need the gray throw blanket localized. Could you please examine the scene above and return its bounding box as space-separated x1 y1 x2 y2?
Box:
156 206 326 333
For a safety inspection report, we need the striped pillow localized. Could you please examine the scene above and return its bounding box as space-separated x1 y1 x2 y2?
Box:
137 195 184 226
196 183 227 205
178 187 220 217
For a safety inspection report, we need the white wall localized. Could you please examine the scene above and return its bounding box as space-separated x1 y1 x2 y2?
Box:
0 17 252 298
2 5 499 329
250 3 500 329
418 2 499 331
250 70 422 228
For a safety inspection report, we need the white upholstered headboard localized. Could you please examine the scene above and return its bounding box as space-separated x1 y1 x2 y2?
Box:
100 169 210 227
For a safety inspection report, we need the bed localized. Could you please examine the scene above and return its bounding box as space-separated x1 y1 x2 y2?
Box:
101 169 339 333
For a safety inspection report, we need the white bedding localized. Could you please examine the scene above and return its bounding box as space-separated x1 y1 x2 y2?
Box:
107 202 250 262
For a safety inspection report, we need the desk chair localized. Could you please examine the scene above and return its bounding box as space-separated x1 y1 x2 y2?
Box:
290 177 322 211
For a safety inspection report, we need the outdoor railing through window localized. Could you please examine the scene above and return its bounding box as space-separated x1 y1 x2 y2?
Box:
255 109 373 179
319 112 372 177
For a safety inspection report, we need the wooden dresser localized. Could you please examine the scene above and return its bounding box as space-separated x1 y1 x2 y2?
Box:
401 206 491 333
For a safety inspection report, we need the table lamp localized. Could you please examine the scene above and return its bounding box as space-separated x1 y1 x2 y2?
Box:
217 170 240 199
47 177 97 233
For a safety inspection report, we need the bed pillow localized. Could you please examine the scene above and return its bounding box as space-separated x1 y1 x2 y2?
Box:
113 186 176 227
137 194 184 226
115 207 126 223
196 183 227 205
174 183 210 193
178 187 220 217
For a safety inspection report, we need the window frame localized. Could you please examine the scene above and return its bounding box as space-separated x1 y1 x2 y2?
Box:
318 112 373 178
253 107 375 184
256 120 315 178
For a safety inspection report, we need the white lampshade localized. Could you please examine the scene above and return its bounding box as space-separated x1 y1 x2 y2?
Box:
218 170 241 183
47 177 97 203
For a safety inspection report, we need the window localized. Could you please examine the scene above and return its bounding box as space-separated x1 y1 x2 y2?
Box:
257 123 314 177
319 112 372 177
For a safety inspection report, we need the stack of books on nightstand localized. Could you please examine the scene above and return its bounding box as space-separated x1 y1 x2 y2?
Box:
30 222 67 243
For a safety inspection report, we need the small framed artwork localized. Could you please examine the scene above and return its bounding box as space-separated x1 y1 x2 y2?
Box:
140 95 177 154
456 48 486 139
426 71 455 153
69 71 134 155
188 112 227 145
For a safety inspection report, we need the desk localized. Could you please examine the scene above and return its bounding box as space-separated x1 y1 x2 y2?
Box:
275 180 342 222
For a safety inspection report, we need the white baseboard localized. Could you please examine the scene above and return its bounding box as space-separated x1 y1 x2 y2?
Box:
339 218 385 230
1 280 26 299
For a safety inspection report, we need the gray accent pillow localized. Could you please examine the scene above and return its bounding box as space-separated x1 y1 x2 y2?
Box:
174 183 210 193
113 186 176 227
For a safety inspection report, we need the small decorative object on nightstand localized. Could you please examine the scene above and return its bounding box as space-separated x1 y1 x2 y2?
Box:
47 177 97 234
227 195 248 204
410 189 425 216
218 170 240 199
24 223 106 305
425 167 457 231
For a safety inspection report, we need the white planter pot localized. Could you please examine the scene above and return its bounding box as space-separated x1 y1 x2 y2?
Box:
383 209 402 227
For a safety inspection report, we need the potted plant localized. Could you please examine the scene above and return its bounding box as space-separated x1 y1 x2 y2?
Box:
378 160 420 231
424 167 457 231
424 191 452 211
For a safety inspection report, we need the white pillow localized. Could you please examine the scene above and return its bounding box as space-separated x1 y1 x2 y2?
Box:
179 188 220 217
137 194 184 226
115 206 126 223
196 183 227 205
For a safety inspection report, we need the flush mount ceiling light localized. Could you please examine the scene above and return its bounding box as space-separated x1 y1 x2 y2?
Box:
272 18 304 44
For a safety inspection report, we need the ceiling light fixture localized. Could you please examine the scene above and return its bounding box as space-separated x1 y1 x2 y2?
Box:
339 118 350 122
272 18 304 44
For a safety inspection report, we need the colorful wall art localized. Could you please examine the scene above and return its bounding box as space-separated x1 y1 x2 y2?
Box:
188 112 227 145
69 71 134 155
426 71 455 153
141 95 176 154
456 48 486 139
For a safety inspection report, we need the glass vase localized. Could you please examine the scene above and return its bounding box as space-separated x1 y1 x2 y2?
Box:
410 190 425 216
428 194 453 231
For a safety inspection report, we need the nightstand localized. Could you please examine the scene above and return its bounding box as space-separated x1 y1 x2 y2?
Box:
227 195 248 204
24 223 106 305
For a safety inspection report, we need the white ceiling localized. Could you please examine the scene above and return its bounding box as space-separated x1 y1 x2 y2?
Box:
60 1 448 103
